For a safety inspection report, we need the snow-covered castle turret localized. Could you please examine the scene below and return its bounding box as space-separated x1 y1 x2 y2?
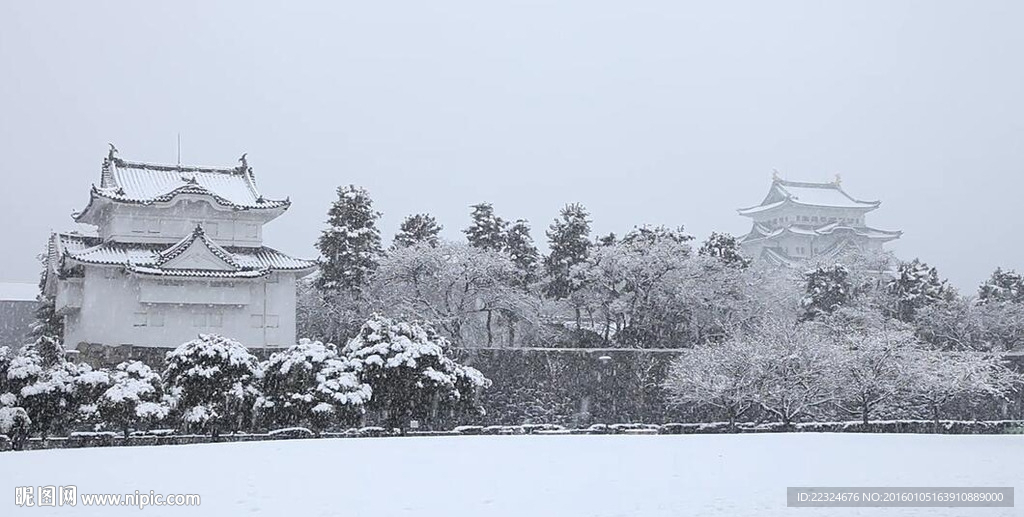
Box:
44 147 316 350
737 174 901 266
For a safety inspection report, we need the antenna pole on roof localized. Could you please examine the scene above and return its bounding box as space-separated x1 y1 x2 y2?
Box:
177 133 181 167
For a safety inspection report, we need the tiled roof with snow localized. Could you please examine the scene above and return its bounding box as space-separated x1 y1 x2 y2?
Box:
742 222 901 244
56 232 316 278
739 178 880 215
75 154 289 221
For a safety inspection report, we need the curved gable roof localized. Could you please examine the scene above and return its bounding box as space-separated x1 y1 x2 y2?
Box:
75 153 290 222
739 177 880 216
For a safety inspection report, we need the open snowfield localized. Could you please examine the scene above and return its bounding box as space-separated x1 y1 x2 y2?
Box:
1 434 1020 516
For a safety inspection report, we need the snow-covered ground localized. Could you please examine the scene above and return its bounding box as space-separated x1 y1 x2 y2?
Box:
1 434 1020 516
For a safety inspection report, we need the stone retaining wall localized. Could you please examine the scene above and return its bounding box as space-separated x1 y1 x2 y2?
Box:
2 420 1021 453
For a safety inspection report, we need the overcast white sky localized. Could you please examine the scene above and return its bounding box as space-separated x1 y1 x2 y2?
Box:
1 1 1022 291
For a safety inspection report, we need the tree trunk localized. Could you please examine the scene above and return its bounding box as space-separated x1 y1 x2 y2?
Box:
486 309 493 346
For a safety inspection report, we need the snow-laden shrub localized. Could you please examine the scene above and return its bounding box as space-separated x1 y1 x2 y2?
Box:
163 334 260 435
800 264 852 320
6 348 44 393
343 315 491 431
255 339 371 435
19 358 82 438
0 406 30 435
0 345 12 394
74 365 112 428
99 361 168 437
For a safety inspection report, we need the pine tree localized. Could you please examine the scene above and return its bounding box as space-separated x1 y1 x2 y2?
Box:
596 233 617 247
504 219 540 285
800 264 852 321
464 203 508 251
886 258 954 322
544 203 592 299
24 335 65 368
30 251 63 342
393 213 443 248
620 225 692 248
698 232 751 268
316 185 383 292
978 268 1024 304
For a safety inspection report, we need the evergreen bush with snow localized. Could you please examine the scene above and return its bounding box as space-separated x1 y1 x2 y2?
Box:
98 361 168 437
163 334 260 435
8 338 109 438
978 267 1024 304
18 358 81 437
886 258 955 322
343 315 491 431
697 232 751 268
800 264 852 321
73 365 112 428
256 339 371 435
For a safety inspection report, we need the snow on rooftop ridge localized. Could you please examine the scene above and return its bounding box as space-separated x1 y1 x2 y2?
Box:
113 157 246 175
77 148 290 221
739 174 881 215
0 282 39 302
57 233 316 273
774 178 880 208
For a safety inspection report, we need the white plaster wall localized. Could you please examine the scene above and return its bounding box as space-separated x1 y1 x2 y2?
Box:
64 267 300 349
97 199 274 247
752 206 869 227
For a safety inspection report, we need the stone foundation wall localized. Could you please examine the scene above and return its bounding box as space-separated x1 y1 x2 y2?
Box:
70 343 280 369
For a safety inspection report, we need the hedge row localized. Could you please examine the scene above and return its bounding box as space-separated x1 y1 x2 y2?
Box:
3 420 1021 452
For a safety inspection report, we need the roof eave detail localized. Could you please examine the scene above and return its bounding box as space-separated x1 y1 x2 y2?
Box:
788 199 880 211
90 187 290 212
737 199 789 216
124 264 272 279
72 187 110 224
